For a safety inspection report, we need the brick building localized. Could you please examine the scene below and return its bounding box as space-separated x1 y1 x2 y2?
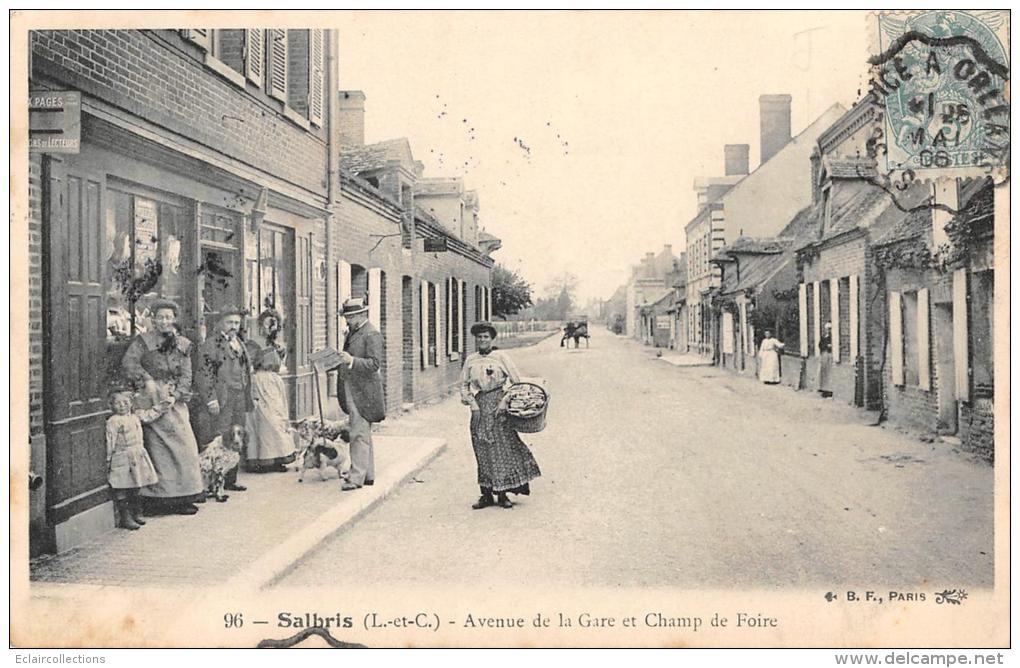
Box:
29 28 340 554
27 33 496 555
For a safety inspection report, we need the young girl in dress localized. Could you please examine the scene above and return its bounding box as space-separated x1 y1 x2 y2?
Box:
106 390 162 530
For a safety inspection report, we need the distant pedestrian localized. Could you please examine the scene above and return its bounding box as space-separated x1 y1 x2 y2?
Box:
460 321 541 509
105 390 162 530
330 298 386 491
757 330 784 385
818 322 834 398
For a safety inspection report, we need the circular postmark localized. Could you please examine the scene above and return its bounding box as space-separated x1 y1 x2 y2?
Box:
868 11 1009 183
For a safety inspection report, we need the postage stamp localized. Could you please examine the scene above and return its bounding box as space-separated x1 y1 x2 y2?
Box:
868 10 1010 181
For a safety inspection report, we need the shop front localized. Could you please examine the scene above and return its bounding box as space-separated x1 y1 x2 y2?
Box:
36 119 325 552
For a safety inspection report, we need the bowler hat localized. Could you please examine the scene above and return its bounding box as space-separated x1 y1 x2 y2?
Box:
219 307 248 319
470 321 497 339
340 297 370 317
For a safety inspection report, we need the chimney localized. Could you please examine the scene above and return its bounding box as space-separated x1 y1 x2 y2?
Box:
339 90 366 146
759 94 792 165
724 144 750 176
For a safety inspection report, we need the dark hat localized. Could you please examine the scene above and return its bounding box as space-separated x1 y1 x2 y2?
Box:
340 297 370 317
219 307 248 319
470 321 497 338
149 299 180 316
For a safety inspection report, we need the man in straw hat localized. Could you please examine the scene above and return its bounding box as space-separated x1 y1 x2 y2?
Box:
330 297 386 491
193 307 254 493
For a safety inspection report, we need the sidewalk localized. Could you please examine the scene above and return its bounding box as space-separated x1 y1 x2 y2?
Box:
30 433 445 591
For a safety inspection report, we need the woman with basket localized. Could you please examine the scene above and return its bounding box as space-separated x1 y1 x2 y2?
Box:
460 322 542 510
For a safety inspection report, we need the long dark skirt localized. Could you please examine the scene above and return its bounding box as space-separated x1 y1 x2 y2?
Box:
470 389 541 493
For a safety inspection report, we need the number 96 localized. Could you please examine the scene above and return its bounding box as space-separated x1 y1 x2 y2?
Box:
224 612 244 628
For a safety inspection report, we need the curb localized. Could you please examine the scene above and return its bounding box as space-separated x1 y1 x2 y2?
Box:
225 436 447 591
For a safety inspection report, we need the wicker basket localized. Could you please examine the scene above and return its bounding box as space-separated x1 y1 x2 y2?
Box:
505 382 549 434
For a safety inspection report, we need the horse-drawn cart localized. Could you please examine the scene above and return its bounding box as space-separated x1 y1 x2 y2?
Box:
560 315 590 349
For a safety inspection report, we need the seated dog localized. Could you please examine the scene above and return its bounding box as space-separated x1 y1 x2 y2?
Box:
294 418 352 483
199 424 244 502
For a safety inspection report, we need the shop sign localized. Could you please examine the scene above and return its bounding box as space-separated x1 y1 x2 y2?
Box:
29 91 81 154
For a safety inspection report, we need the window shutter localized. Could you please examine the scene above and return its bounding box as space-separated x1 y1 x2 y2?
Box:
812 281 821 355
181 29 211 51
368 268 382 327
420 280 429 368
245 29 264 86
460 279 467 354
953 269 969 401
309 29 325 126
917 288 931 391
849 275 859 360
266 28 288 102
445 278 452 356
889 291 904 386
434 283 442 367
830 279 840 363
798 283 808 355
486 286 492 321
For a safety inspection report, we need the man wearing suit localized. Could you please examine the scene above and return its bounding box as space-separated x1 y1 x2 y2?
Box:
332 297 386 491
192 308 253 492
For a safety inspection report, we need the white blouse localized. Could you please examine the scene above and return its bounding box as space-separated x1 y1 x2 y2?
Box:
460 350 521 403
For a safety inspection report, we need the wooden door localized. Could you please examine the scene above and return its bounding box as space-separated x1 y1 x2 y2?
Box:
43 155 111 525
292 231 315 419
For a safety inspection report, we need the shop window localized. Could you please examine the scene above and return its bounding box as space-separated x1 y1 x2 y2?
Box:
199 206 243 333
105 188 187 343
254 226 292 346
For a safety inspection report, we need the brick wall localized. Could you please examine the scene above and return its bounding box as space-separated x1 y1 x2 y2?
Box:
959 399 994 462
30 29 328 197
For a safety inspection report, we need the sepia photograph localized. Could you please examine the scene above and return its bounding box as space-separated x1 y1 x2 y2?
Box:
8 8 1010 655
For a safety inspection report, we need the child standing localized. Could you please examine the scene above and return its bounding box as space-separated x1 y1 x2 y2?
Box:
106 391 161 530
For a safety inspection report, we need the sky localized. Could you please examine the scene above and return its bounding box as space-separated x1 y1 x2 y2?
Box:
336 11 873 303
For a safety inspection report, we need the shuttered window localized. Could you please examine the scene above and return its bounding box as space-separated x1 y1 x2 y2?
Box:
849 275 859 360
245 29 264 86
266 28 288 102
420 280 429 369
309 29 325 126
181 28 211 50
